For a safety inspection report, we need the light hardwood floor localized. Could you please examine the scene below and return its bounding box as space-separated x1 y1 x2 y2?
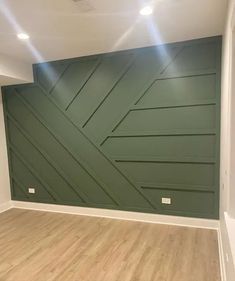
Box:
0 209 220 281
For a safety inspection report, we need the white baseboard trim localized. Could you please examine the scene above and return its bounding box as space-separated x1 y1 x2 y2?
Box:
224 212 235 266
11 200 219 229
0 201 12 213
217 225 227 281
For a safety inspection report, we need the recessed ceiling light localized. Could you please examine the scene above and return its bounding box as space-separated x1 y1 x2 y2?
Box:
17 33 30 40
139 6 153 16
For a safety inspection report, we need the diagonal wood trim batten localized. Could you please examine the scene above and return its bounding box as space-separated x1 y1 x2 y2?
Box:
2 36 222 218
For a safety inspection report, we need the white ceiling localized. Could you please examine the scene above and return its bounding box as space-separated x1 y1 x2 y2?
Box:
0 0 227 63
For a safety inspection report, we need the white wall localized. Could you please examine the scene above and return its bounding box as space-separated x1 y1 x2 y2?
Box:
0 53 33 86
229 28 235 218
220 0 235 279
0 90 11 206
0 52 33 209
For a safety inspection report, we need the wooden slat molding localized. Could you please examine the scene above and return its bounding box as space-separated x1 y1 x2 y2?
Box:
2 36 221 219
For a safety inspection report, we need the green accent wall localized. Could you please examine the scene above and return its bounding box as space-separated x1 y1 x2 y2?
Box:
2 36 221 219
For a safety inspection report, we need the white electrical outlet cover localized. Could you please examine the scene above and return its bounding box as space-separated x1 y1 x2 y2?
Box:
161 197 171 204
28 188 35 194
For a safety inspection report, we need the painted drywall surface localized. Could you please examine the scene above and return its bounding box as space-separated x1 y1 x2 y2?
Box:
0 53 33 86
0 90 11 204
229 14 235 220
2 37 221 219
0 0 226 63
220 0 235 279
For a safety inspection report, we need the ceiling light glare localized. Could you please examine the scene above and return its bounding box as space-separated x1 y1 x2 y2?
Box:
139 6 153 16
17 33 30 40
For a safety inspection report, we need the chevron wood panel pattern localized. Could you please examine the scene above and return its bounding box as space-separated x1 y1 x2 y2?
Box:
2 36 221 218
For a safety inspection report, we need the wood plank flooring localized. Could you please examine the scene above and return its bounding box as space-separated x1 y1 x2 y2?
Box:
0 209 221 281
